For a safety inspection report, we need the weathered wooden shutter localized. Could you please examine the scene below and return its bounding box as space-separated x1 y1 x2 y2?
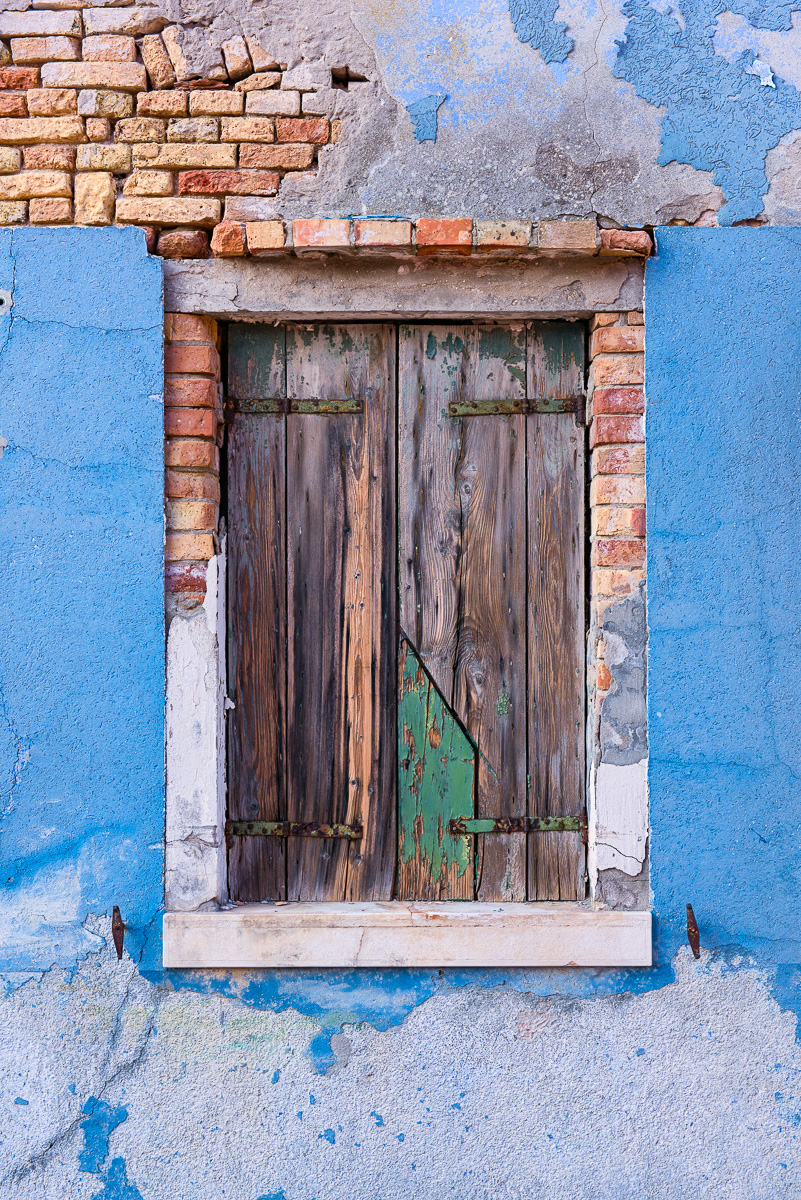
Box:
397 323 586 901
227 323 396 902
227 320 585 905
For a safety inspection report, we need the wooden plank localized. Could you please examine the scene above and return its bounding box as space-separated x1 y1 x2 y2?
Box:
397 324 527 900
164 906 653 969
285 324 396 901
527 412 586 900
528 321 586 413
226 412 287 901
227 323 285 409
396 640 475 900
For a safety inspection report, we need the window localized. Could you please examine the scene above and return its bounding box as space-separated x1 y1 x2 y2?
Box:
224 321 586 906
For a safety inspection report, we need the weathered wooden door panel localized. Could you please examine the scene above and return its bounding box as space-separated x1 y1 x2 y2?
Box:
228 319 585 905
227 412 287 901
398 324 529 901
227 324 287 901
527 325 586 901
227 322 396 903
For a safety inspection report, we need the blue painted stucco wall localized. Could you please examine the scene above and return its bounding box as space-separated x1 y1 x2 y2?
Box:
0 225 800 1030
645 226 801 995
0 228 164 975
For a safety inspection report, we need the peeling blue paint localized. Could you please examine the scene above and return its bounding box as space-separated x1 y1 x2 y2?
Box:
508 0 573 62
90 1157 144 1200
406 93 447 142
79 1098 129 1173
614 0 801 224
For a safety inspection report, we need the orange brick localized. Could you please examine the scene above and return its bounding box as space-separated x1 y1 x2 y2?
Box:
592 538 646 568
164 407 216 438
165 561 207 594
164 343 219 377
353 218 412 250
591 386 644 415
245 220 286 255
590 414 644 447
164 469 220 501
211 220 247 257
166 531 215 561
0 67 40 89
628 311 644 325
592 353 644 387
591 444 645 475
590 313 619 331
589 325 644 356
599 228 652 256
597 662 612 691
0 93 27 117
164 313 218 345
416 217 472 255
590 475 646 506
178 169 278 196
164 374 218 408
592 506 646 537
592 567 645 598
165 438 219 470
292 217 349 250
165 498 218 531
275 116 328 143
239 142 315 170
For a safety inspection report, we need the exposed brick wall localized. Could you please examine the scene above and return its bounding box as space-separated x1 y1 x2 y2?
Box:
587 310 646 707
0 14 337 256
164 312 221 599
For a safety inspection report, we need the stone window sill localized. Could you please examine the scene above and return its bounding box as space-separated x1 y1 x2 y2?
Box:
162 903 652 969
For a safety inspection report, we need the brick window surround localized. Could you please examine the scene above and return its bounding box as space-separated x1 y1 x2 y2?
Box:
162 288 649 970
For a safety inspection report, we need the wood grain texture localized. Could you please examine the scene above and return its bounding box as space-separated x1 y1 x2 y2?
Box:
398 325 528 900
227 323 285 408
527 413 586 900
285 324 396 901
528 321 585 409
227 413 287 901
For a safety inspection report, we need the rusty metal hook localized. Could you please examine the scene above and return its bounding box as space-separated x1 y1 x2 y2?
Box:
686 903 700 959
111 906 125 961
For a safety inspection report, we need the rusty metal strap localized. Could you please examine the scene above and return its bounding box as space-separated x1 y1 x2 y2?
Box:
448 397 584 417
225 820 363 840
448 816 587 841
229 397 363 415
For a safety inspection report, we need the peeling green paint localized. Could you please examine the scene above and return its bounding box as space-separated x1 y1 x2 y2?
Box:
398 640 474 882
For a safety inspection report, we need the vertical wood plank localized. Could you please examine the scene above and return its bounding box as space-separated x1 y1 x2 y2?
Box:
457 327 528 902
527 412 586 900
227 323 285 408
528 322 585 411
396 640 475 900
285 324 395 901
398 324 527 900
227 413 287 901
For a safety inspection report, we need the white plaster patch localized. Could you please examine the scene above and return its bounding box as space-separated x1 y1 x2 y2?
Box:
594 759 649 876
165 553 227 911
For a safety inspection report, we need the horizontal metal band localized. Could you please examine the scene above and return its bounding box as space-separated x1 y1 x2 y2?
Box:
448 396 584 417
448 816 587 839
225 820 363 840
230 397 363 415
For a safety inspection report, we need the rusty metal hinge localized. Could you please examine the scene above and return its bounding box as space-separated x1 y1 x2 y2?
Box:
225 819 363 846
448 815 587 842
